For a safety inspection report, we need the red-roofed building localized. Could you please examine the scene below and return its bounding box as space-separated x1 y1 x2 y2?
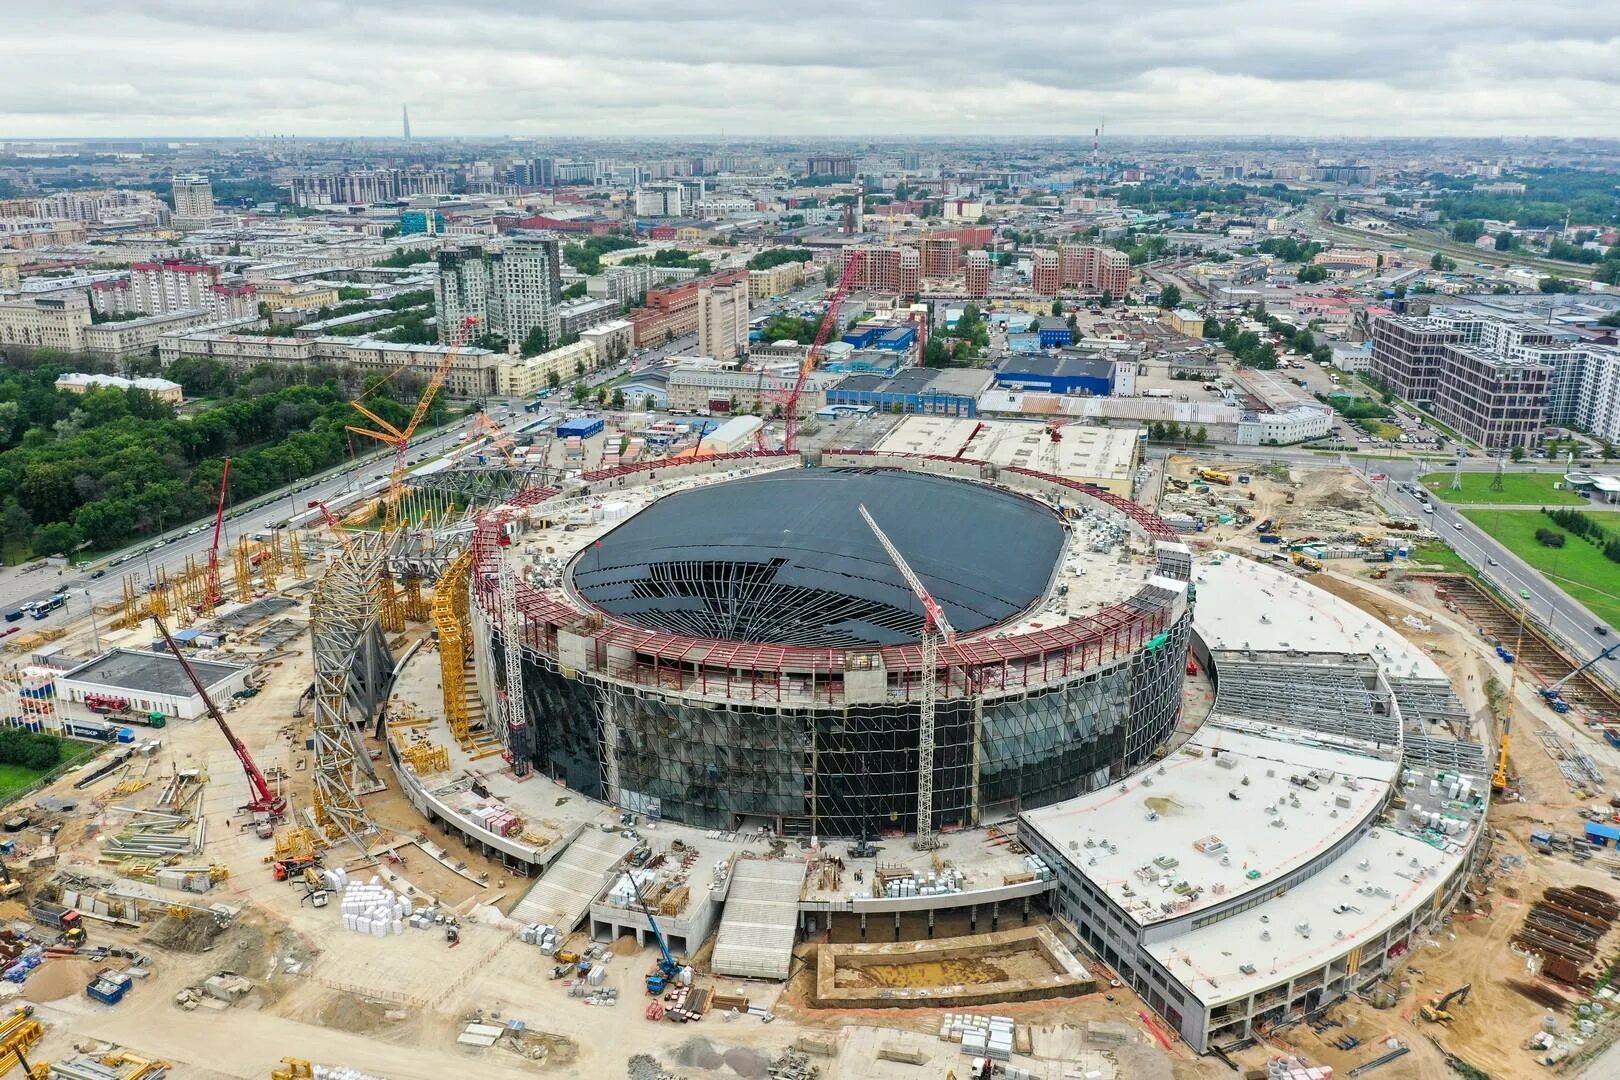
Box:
92 260 258 321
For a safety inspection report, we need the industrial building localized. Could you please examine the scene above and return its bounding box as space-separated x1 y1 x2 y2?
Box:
55 648 249 723
874 415 1143 496
826 368 987 417
469 454 1192 837
993 353 1136 397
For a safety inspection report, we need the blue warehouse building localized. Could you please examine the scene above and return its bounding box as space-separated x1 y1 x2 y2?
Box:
993 354 1118 396
826 368 989 417
842 322 918 352
1033 317 1074 349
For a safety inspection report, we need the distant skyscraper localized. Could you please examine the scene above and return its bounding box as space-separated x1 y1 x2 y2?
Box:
402 105 411 140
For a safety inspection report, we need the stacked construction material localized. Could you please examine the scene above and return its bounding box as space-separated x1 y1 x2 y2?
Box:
1266 1056 1335 1080
940 1013 1015 1061
312 1069 388 1080
469 800 523 837
339 876 410 936
1513 885 1618 992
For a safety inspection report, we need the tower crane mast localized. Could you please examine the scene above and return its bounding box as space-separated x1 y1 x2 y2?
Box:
774 252 864 452
859 504 955 848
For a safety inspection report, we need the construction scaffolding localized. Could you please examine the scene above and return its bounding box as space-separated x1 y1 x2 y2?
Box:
308 530 394 845
431 548 498 756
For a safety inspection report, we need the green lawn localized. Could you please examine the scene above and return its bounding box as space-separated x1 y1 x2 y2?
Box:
1408 542 1478 578
0 738 98 805
1461 508 1620 628
1422 471 1586 506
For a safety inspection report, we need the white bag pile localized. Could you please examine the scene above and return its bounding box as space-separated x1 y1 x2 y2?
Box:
339 874 411 937
312 1068 388 1080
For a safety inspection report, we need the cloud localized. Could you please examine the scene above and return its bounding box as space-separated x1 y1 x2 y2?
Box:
2 0 1618 136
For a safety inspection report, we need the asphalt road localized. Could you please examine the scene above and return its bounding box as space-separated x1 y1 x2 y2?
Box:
0 413 487 628
1357 459 1620 681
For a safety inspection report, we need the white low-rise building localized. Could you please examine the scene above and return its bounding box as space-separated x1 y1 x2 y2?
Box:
1236 404 1334 445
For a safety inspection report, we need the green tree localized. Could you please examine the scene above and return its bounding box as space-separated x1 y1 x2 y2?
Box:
1292 329 1316 355
546 371 560 390
610 389 626 410
574 359 586 378
1451 220 1484 243
643 395 657 411
1429 252 1455 271
1333 208 1348 223
1099 289 1113 308
1539 277 1581 294
1195 425 1209 444
1051 299 1065 316
1494 230 1515 252
572 384 590 403
1148 421 1165 442
1158 283 1182 310
30 521 82 557
1296 264 1328 284
521 326 550 356
595 386 609 405
1511 445 1526 462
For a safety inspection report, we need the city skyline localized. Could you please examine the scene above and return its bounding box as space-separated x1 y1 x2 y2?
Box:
4 1 1619 138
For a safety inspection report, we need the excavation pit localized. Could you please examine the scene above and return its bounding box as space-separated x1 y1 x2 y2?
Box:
813 925 1095 1009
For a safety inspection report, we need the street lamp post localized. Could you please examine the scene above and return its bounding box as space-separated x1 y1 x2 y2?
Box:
83 588 101 654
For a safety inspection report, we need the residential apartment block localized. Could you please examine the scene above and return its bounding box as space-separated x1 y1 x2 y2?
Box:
697 279 750 359
92 260 259 321
747 261 807 301
287 168 451 208
435 231 564 347
160 331 500 397
1370 306 1619 449
0 291 92 351
1031 245 1130 297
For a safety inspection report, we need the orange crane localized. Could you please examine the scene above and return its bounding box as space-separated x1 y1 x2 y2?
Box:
151 613 286 818
768 252 863 452
311 501 353 553
345 316 478 529
465 411 519 465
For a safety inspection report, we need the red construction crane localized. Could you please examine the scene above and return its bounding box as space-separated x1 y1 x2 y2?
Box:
768 252 864 452
205 458 231 606
150 613 286 818
312 501 353 552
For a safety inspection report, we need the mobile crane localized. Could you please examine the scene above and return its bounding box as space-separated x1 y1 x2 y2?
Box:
1538 641 1620 713
151 613 287 818
631 872 681 995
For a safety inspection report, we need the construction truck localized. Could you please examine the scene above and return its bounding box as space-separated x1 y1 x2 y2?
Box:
1196 468 1232 486
1420 984 1471 1023
29 901 85 946
1291 552 1323 572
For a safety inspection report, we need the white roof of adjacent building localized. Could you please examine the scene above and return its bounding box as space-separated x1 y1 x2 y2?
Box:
1023 725 1397 929
55 373 183 394
875 415 1142 484
1191 554 1443 680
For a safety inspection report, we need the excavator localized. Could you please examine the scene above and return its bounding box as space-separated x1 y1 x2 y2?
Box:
1420 983 1471 1023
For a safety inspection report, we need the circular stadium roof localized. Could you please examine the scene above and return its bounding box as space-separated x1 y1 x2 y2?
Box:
571 469 1065 647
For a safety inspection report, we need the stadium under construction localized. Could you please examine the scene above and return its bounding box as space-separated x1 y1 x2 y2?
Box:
465 451 1196 837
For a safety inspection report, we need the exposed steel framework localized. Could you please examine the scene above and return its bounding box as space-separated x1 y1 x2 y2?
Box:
469 450 1179 706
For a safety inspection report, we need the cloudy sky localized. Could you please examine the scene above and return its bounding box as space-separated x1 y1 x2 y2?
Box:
5 1 1619 137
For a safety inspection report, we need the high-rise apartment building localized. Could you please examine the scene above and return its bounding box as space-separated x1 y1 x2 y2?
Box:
435 231 564 348
90 260 258 321
171 175 214 219
287 168 452 207
806 154 855 178
697 279 750 359
0 292 92 352
1031 245 1129 297
964 250 991 298
634 185 684 218
919 236 960 279
839 246 918 295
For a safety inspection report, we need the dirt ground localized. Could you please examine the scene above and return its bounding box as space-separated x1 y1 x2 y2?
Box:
834 948 1059 990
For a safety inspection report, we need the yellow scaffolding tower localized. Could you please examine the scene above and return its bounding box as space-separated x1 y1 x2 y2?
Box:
432 549 478 748
402 574 428 623
378 573 403 633
289 532 306 578
233 538 253 602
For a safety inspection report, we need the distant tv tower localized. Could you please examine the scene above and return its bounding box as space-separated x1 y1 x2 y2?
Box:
402 105 411 140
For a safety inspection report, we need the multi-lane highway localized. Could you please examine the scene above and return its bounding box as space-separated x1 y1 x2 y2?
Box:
0 413 489 628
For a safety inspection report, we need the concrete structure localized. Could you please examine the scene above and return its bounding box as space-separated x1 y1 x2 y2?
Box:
840 246 919 295
697 279 750 359
633 185 684 218
748 260 807 301
54 373 184 403
875 415 1142 496
1020 555 1485 1053
919 236 960 278
92 260 259 321
469 454 1191 837
287 168 451 208
56 648 249 724
0 291 91 351
578 318 634 366
630 271 748 348
1032 245 1130 297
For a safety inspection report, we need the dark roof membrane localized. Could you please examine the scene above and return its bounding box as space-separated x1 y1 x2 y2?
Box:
572 469 1064 647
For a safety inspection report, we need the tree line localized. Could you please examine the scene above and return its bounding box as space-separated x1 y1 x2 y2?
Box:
1542 507 1620 566
0 353 438 559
